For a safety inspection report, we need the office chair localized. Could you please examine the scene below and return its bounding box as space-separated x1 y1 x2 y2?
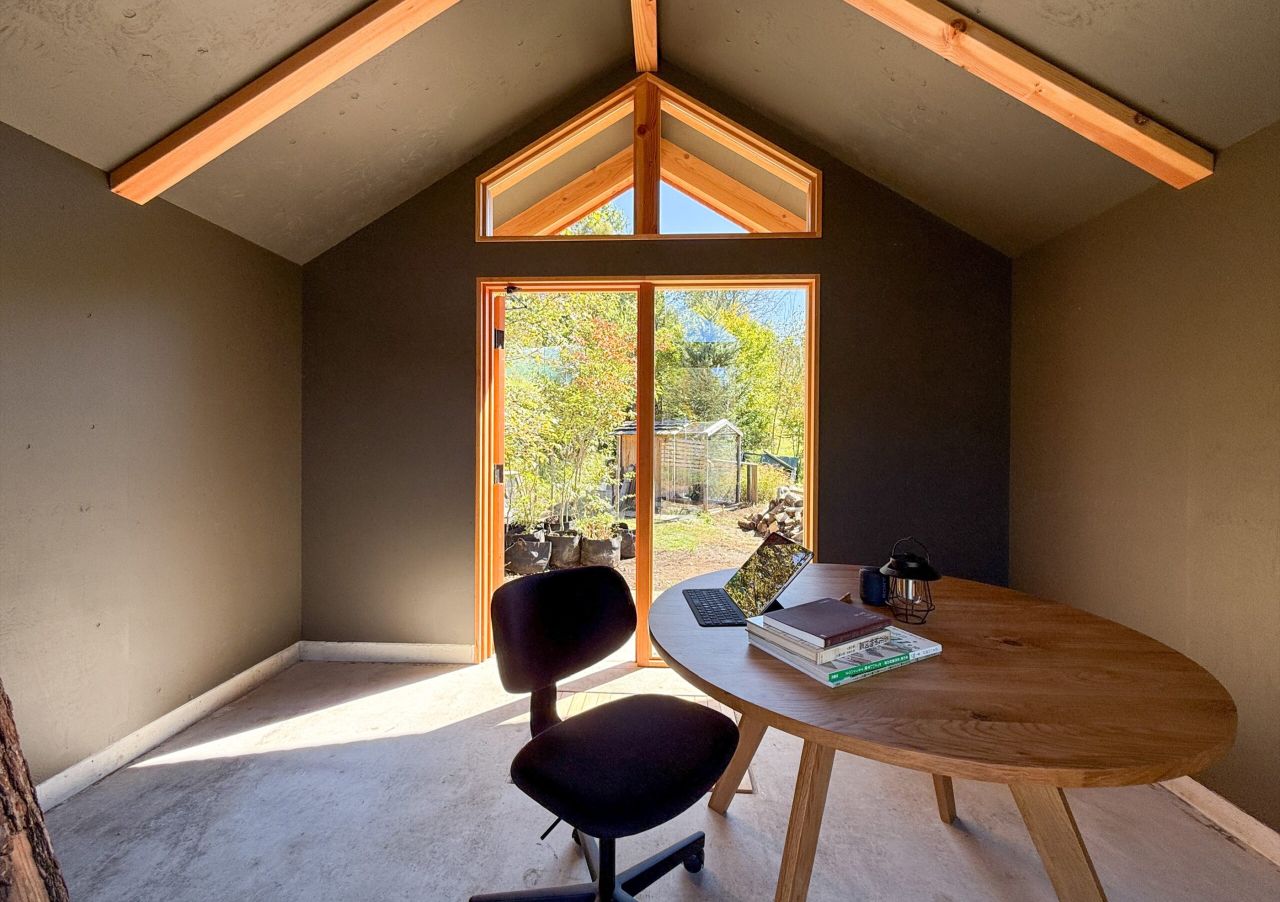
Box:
470 566 740 902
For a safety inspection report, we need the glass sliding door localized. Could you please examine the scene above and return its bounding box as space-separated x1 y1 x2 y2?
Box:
649 285 812 614
478 279 815 666
500 288 639 616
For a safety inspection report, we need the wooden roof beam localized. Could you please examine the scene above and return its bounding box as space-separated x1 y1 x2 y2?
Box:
659 139 805 232
840 0 1213 187
493 148 634 236
111 0 465 203
631 0 659 72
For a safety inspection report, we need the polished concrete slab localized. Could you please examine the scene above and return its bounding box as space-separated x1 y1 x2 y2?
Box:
48 659 1280 901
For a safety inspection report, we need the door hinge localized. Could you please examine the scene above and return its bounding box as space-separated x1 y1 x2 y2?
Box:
493 329 505 349
494 464 504 484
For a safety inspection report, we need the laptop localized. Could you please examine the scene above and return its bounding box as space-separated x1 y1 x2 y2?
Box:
682 532 814 627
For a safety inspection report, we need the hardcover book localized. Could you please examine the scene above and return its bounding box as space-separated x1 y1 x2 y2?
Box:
745 615 890 664
762 598 893 648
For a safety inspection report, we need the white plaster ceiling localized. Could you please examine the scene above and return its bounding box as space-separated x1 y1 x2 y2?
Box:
2 0 1278 261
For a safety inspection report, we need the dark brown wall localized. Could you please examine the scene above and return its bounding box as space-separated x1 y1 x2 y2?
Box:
0 124 302 782
1012 120 1280 828
302 66 1011 645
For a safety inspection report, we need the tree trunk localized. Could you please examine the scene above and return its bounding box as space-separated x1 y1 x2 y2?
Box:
1 677 69 902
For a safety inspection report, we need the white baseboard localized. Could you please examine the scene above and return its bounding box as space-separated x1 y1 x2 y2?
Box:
36 643 301 810
297 640 475 664
1161 777 1280 867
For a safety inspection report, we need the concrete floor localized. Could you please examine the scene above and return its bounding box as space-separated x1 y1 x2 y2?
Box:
48 657 1280 901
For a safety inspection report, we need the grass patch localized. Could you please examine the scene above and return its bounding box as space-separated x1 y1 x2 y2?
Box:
653 513 728 552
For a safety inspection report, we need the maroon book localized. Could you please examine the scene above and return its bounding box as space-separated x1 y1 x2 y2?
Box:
762 598 892 648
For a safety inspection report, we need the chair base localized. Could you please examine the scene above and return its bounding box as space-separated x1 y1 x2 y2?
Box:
469 829 705 902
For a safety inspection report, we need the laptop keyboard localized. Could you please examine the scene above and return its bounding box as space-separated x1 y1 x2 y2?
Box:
682 588 747 627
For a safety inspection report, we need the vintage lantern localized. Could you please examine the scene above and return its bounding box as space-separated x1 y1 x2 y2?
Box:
879 537 941 624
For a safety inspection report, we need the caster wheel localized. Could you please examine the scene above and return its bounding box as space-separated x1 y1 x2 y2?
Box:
683 850 705 873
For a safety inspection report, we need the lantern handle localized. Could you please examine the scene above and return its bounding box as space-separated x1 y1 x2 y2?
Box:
891 536 932 562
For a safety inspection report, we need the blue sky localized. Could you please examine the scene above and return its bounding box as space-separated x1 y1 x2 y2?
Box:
599 184 747 234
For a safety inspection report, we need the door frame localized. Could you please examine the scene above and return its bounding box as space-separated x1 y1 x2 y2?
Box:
475 275 819 664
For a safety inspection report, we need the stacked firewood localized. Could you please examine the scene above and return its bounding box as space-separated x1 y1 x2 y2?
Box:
738 485 804 541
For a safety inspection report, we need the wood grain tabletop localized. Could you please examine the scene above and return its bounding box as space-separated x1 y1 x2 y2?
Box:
650 565 1236 787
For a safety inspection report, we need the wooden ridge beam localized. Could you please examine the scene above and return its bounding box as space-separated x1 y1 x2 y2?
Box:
111 0 464 203
631 0 659 72
839 0 1213 187
493 148 633 236
659 139 804 232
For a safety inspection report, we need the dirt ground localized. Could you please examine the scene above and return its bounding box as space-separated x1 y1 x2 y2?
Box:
503 505 773 597
500 505 802 663
616 505 765 598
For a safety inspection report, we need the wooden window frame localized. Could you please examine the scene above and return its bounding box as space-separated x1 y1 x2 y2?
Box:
474 275 819 666
476 74 822 241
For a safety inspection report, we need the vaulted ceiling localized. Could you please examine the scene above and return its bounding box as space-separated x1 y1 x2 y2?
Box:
3 1 1278 262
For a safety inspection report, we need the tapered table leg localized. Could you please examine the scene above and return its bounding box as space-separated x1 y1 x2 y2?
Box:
709 715 767 814
1010 783 1107 902
932 774 956 824
774 740 835 902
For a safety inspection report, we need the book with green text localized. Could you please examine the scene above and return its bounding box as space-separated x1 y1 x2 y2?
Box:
747 626 941 687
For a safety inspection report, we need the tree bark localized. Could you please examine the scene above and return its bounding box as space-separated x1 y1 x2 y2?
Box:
1 677 69 902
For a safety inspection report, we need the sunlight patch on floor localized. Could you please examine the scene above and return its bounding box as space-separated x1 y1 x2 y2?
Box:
130 664 488 766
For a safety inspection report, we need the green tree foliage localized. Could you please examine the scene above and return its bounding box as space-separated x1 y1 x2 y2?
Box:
505 289 636 527
657 289 805 457
503 275 806 526
562 201 629 236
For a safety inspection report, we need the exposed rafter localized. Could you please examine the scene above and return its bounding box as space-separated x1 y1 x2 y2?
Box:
630 0 659 72
108 0 1213 213
110 0 464 204
493 148 634 236
659 140 802 232
839 0 1213 187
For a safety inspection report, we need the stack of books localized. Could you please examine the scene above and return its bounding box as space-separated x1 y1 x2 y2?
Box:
746 597 941 688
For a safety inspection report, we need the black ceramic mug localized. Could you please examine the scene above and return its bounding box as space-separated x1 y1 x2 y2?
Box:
860 567 888 606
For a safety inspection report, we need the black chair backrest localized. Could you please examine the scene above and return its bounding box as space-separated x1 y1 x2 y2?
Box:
491 566 635 736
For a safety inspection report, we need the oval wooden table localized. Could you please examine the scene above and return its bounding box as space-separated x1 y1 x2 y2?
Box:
649 565 1236 902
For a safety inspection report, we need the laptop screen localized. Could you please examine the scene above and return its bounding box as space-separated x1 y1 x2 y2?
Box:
723 533 814 617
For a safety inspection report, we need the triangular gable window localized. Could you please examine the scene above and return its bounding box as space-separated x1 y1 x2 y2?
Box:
479 74 820 239
560 191 635 236
660 182 746 235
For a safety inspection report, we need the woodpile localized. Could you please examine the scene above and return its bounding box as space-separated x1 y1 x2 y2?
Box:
738 485 804 541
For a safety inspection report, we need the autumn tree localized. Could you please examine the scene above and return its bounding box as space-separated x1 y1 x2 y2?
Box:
502 198 806 526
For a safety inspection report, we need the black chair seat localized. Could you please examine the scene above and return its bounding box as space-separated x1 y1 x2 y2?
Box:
511 694 739 839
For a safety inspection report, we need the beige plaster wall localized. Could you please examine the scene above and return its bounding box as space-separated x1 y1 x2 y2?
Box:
1011 120 1280 828
0 124 303 781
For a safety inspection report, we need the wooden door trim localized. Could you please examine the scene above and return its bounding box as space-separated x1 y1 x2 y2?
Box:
634 282 657 663
473 285 502 661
